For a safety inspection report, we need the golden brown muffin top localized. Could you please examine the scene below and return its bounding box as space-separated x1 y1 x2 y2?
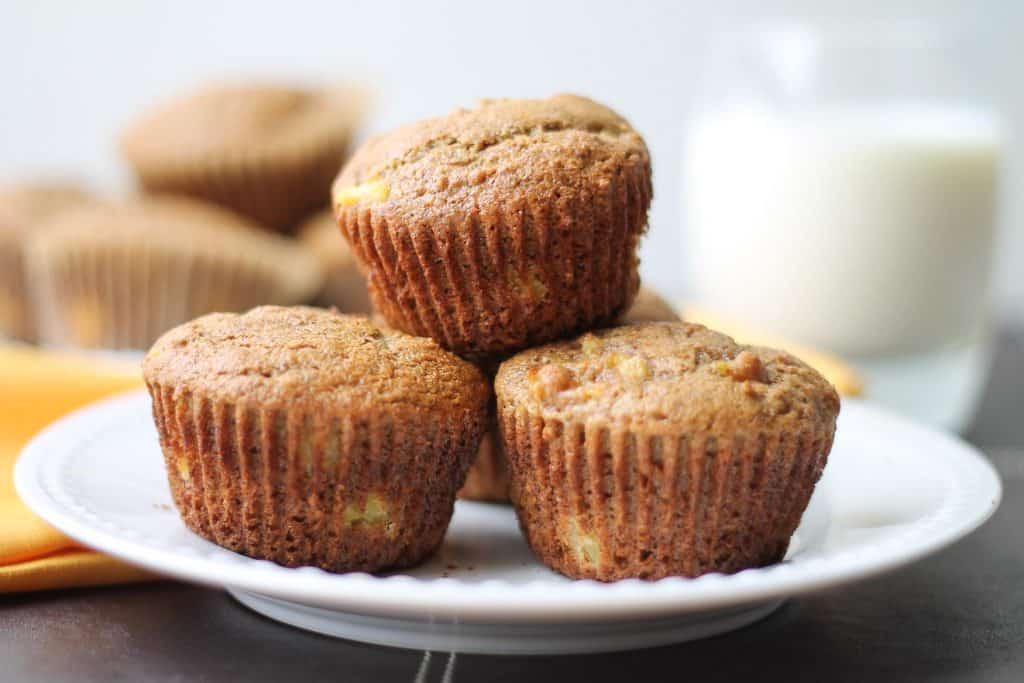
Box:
496 322 839 434
618 286 680 325
120 83 365 162
144 306 490 414
29 196 324 302
297 209 355 270
0 182 93 236
332 94 650 226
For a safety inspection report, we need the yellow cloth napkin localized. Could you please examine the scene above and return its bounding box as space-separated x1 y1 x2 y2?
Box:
0 345 154 592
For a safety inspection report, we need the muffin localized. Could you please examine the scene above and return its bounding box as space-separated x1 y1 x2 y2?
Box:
495 322 839 581
26 196 323 350
333 94 652 356
297 209 372 313
120 83 365 231
0 183 93 341
458 286 681 503
143 306 489 572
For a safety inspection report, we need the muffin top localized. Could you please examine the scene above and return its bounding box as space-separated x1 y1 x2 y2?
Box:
332 94 650 225
496 322 839 434
298 209 355 270
29 196 323 301
120 83 364 162
0 182 92 236
144 306 490 414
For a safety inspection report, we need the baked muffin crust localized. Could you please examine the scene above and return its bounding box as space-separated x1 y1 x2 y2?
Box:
144 306 490 572
497 322 839 433
145 306 489 412
496 322 839 581
334 94 649 225
333 94 652 355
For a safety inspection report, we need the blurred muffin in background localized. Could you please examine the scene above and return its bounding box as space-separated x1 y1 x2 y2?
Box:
26 196 323 350
0 182 94 342
297 209 372 314
119 83 366 232
619 286 680 324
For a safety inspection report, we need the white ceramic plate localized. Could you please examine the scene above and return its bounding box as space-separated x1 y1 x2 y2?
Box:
16 390 1000 654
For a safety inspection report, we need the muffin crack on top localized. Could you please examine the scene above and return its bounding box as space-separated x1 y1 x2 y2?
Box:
335 94 648 205
348 114 634 185
144 306 489 411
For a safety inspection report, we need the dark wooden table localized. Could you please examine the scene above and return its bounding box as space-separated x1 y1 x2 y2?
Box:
3 328 1022 683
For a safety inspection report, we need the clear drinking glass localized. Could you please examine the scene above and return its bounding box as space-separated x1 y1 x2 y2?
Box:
682 21 1003 433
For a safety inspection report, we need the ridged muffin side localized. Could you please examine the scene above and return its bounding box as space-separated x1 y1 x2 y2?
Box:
333 94 652 356
143 307 490 572
495 322 839 581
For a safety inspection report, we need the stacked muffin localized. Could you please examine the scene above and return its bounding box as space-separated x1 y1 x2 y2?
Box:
333 94 652 356
145 94 839 580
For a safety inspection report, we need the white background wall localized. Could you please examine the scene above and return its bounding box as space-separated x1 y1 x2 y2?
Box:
2 0 1021 322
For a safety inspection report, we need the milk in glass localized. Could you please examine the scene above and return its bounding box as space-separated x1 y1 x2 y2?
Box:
683 105 1001 430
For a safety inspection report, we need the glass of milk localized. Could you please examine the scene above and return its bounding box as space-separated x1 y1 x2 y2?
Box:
683 22 1002 433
